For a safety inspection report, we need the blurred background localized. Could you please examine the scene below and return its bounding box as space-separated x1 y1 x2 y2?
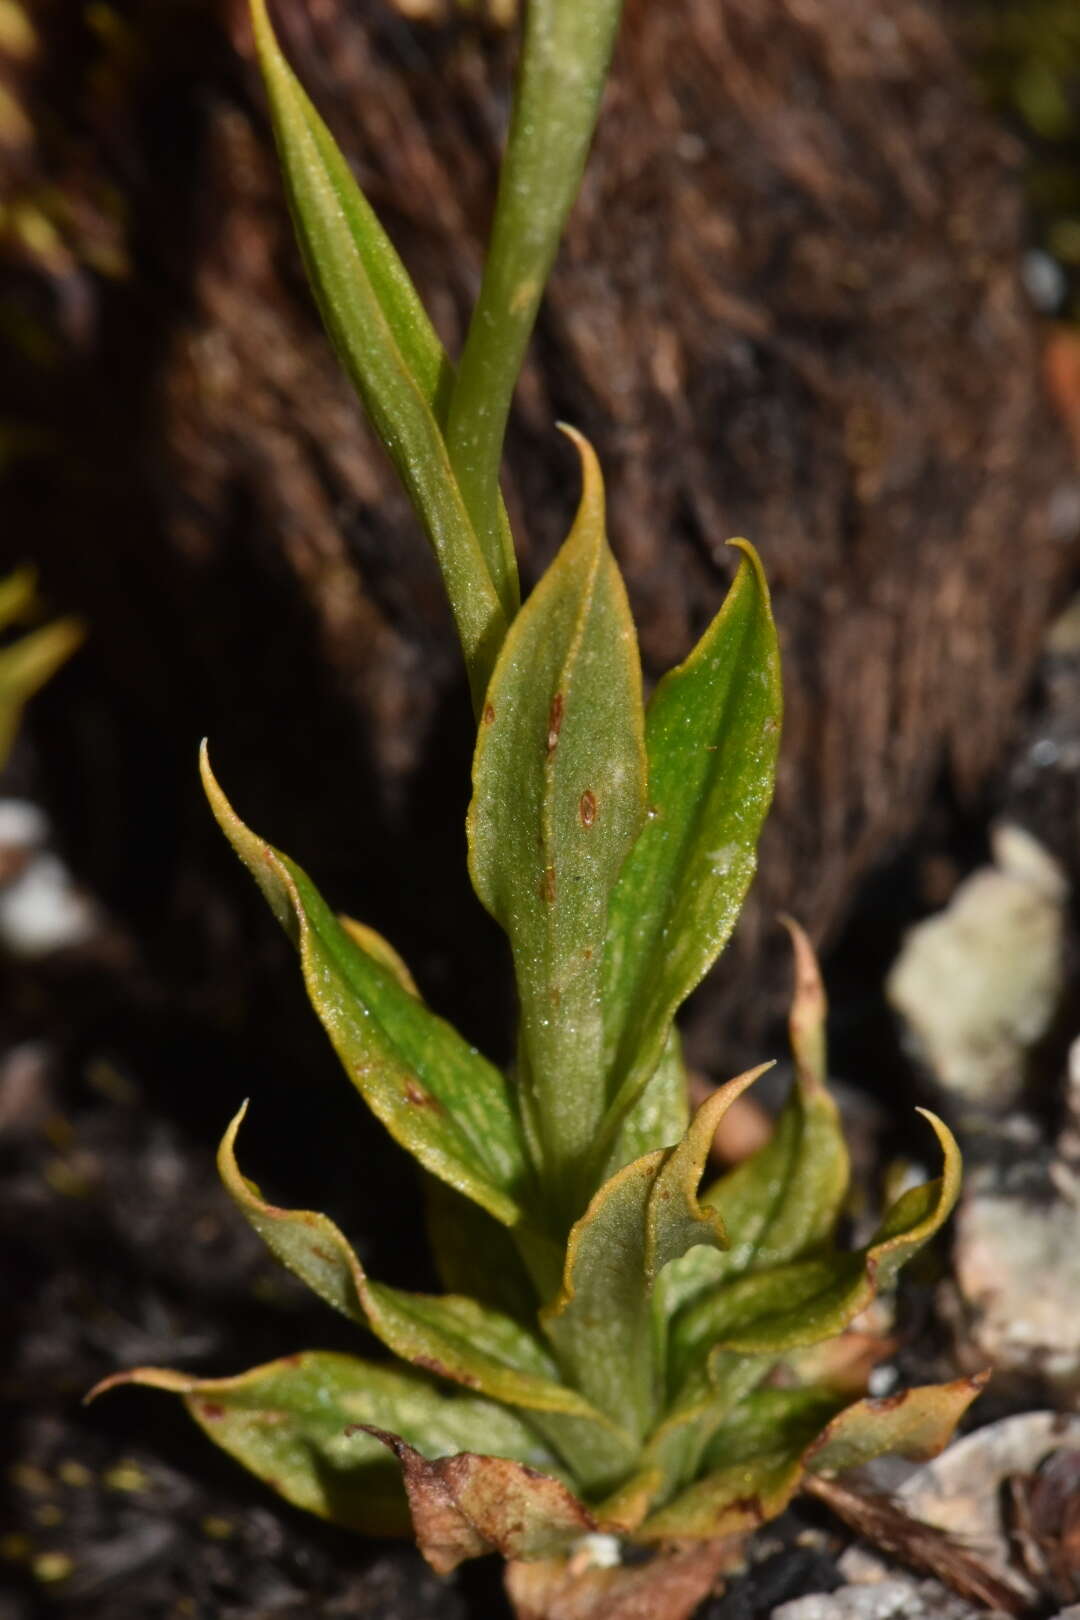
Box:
2 2 1080 1617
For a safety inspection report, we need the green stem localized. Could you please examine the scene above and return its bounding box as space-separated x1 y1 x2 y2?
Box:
447 0 623 593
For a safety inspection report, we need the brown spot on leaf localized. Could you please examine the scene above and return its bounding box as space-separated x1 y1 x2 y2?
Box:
582 946 593 960
547 692 564 751
310 1245 334 1263
579 789 597 828
483 702 495 725
198 1402 226 1421
283 1353 303 1367
404 1078 440 1109
540 866 556 904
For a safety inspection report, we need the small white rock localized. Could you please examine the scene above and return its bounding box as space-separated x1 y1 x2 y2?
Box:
886 824 1067 1110
0 852 98 957
0 798 47 849
954 1183 1080 1388
772 1577 983 1619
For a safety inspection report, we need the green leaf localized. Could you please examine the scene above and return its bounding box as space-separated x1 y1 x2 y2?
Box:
636 1352 774 1503
638 1385 847 1542
670 1111 961 1380
593 542 781 1171
89 1351 559 1537
247 0 512 702
337 914 420 997
654 921 849 1337
366 1431 595 1574
202 746 528 1226
467 431 646 1215
540 1070 767 1442
701 1385 850 1476
637 1373 987 1543
804 1371 989 1476
603 1027 691 1179
217 1107 635 1494
445 0 624 599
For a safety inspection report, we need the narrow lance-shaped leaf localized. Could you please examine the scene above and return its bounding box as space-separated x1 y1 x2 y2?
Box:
202 746 529 1225
593 542 781 1174
247 0 512 703
216 1107 636 1493
89 1352 561 1538
446 0 624 596
670 1111 961 1383
655 920 849 1335
804 1370 990 1477
468 431 646 1217
540 1069 768 1442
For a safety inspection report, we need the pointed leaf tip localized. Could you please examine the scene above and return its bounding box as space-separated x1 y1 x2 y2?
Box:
781 916 828 1097
725 536 772 595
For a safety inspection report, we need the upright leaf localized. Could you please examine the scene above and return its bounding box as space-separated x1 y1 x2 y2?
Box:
202 748 529 1225
90 1353 560 1537
446 0 624 594
468 432 646 1216
540 1071 766 1441
655 921 849 1332
594 543 781 1170
247 0 511 702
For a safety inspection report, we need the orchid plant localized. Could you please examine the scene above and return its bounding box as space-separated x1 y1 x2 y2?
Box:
94 4 981 1615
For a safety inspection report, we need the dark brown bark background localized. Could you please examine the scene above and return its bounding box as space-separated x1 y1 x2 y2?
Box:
1 0 1077 1075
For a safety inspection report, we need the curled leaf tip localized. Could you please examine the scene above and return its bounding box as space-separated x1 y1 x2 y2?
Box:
555 423 605 516
220 1099 251 1159
914 1106 962 1202
85 1364 194 1405
725 537 771 595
